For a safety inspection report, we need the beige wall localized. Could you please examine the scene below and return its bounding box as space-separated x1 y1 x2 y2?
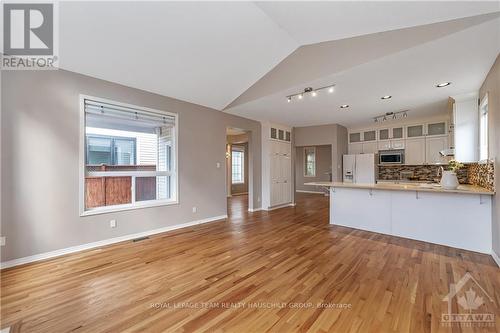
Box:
1 69 261 262
480 54 500 257
294 124 348 182
295 145 332 193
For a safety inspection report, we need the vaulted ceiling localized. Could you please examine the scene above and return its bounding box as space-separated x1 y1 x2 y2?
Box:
59 1 500 127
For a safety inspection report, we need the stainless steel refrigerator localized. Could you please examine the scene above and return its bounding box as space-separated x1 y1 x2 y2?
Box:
342 153 377 184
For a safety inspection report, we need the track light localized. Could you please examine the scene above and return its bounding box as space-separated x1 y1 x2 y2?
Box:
340 104 349 109
381 95 392 100
373 110 409 123
286 84 335 103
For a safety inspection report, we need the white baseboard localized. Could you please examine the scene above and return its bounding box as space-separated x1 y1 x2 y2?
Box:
296 190 326 194
0 214 228 270
492 251 500 268
248 207 262 212
266 203 295 211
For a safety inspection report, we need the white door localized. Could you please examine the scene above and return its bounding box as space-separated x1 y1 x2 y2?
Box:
405 138 425 165
426 136 448 164
355 154 375 183
362 142 378 154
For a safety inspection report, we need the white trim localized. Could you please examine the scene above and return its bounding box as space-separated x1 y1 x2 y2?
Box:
492 251 500 268
0 215 227 270
248 207 262 212
79 94 180 216
81 198 179 216
266 203 295 211
296 190 325 194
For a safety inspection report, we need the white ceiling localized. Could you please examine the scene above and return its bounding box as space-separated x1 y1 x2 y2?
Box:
225 14 500 127
59 2 297 110
57 1 500 128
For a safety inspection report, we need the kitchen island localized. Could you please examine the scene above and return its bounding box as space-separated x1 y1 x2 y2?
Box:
305 181 494 253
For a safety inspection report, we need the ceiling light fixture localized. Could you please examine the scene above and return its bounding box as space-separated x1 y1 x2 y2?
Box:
381 95 392 100
436 82 451 88
373 110 409 123
286 84 335 103
340 104 349 109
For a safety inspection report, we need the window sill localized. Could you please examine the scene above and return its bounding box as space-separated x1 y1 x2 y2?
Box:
81 199 179 217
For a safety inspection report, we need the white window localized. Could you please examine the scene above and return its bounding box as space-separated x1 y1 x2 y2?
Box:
304 147 316 177
231 146 244 184
80 96 178 215
479 94 488 161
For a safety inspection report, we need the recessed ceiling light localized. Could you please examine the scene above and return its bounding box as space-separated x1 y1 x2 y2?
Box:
340 104 349 109
381 95 392 100
436 82 451 88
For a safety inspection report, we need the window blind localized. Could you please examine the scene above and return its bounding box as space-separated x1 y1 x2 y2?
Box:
84 99 176 127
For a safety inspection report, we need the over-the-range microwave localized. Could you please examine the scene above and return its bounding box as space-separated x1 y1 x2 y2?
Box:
379 150 404 164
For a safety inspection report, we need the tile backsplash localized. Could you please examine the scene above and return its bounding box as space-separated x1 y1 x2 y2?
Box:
378 161 495 191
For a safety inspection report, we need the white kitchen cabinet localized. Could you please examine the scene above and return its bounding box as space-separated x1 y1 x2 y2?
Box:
391 140 405 149
378 128 390 141
425 135 448 164
391 127 404 139
270 141 291 207
426 121 447 136
378 141 391 150
405 138 425 165
348 143 363 154
362 142 378 154
349 132 362 143
406 124 425 138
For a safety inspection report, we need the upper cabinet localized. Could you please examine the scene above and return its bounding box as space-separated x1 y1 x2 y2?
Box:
378 128 390 141
349 132 362 143
406 124 425 138
363 130 376 141
270 126 291 143
392 127 404 139
427 121 447 136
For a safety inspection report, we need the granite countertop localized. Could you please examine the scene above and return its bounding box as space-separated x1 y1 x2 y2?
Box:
304 181 495 196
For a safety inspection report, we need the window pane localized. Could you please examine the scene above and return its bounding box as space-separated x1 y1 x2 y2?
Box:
114 138 136 165
231 150 244 184
304 148 315 176
87 136 112 165
84 99 177 212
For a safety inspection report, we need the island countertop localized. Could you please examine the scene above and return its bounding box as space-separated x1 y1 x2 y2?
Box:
304 181 495 195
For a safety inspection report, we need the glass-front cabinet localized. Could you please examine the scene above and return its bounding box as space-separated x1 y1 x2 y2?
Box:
427 121 447 136
378 128 390 141
406 124 425 138
349 132 362 143
392 127 404 139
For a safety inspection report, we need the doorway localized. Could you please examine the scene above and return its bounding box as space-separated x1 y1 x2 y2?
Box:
226 127 250 217
295 145 332 196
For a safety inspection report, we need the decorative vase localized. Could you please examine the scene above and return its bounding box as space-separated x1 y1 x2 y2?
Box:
440 171 459 190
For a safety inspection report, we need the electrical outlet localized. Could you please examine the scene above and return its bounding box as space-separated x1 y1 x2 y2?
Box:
110 220 117 228
0 237 5 246
192 206 197 213
216 162 221 169
257 196 261 202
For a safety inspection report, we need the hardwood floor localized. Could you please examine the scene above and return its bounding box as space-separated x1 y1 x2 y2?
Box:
1 193 499 332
